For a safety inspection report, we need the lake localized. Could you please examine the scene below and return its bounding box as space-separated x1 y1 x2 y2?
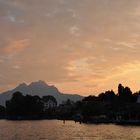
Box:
0 120 140 140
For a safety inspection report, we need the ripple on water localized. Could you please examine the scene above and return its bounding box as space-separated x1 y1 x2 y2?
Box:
0 120 140 140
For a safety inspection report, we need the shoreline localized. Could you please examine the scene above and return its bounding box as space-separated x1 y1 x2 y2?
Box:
1 117 140 126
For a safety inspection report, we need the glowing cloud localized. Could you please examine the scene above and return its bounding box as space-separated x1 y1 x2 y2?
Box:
0 0 140 95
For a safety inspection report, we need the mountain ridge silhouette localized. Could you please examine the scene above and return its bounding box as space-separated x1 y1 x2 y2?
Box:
0 80 83 106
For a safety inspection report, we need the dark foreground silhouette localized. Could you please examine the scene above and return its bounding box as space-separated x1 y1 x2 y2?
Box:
0 83 140 125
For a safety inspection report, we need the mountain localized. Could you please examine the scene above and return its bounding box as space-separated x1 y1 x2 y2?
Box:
0 80 83 106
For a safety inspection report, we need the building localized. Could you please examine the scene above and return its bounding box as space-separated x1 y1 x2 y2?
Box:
42 95 57 110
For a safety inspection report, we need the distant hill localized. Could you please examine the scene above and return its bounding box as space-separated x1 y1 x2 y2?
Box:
0 80 83 106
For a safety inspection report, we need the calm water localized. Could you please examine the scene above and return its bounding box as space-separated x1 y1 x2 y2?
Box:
0 120 140 140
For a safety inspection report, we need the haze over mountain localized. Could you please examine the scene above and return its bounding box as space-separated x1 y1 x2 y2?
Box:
0 80 83 106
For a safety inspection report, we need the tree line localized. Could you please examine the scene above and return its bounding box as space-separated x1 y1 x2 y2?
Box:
0 83 140 122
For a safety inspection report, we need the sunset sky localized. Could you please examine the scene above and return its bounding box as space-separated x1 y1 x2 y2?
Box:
1 0 140 95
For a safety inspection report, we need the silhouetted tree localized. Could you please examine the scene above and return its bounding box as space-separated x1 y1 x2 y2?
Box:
98 90 116 102
42 95 57 105
118 84 134 102
0 105 5 117
6 92 43 119
82 95 98 102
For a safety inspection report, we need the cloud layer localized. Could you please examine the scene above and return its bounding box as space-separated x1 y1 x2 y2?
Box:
0 0 140 95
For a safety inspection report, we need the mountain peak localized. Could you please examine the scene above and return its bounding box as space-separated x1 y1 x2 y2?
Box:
15 83 27 89
27 80 60 94
29 80 48 87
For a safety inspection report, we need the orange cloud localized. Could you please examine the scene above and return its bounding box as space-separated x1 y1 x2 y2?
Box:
4 39 29 54
1 0 140 95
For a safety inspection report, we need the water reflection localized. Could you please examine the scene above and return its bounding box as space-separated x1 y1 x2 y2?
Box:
0 120 140 140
